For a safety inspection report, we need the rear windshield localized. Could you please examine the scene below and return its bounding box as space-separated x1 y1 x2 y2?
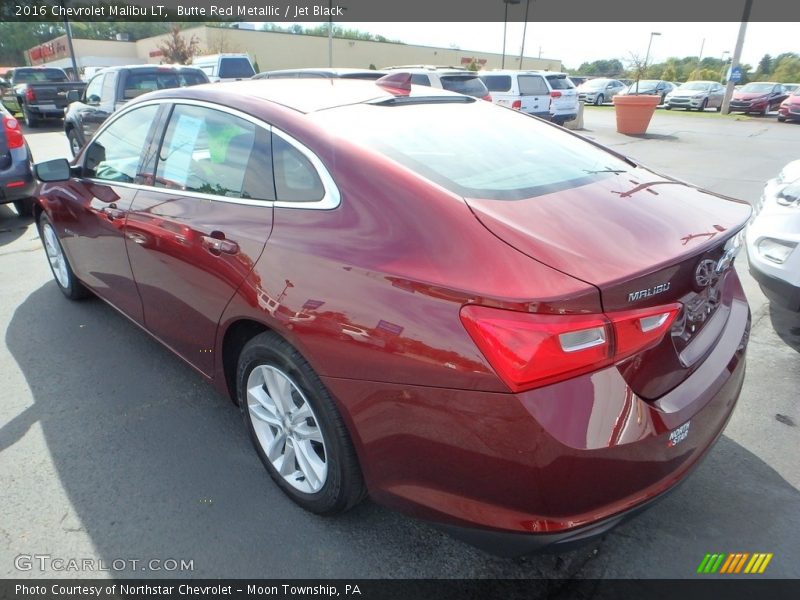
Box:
480 75 512 92
219 58 255 79
546 75 574 90
439 76 488 97
315 101 631 201
12 69 68 83
123 71 207 100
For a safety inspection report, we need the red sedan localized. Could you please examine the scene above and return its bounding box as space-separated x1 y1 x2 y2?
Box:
33 76 751 554
778 86 800 122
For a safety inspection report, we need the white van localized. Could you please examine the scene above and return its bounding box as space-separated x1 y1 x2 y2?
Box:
191 54 255 83
479 70 579 125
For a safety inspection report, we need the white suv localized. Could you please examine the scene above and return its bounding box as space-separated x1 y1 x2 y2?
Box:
479 70 579 125
382 66 491 100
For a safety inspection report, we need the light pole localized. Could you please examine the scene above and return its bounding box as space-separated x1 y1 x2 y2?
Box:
637 31 660 94
719 50 731 83
501 0 521 69
721 0 753 114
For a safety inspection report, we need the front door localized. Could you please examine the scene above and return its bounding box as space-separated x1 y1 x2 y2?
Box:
50 103 163 323
125 102 275 375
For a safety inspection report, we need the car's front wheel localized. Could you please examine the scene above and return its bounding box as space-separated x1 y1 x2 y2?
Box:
237 331 366 515
698 99 708 112
38 213 90 300
594 94 604 106
67 129 82 157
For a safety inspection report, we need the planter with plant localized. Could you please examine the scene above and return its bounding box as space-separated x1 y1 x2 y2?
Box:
613 35 662 134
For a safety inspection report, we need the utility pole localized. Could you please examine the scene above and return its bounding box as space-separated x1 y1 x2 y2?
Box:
501 0 521 69
327 0 333 67
518 0 531 69
721 0 753 114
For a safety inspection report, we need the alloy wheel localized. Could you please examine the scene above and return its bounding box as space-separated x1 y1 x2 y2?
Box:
246 364 328 493
42 222 70 289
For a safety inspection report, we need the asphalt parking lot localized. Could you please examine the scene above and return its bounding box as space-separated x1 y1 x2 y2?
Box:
1 108 798 580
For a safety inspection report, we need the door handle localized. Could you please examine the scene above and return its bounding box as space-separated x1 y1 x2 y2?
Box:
201 233 239 256
100 203 125 221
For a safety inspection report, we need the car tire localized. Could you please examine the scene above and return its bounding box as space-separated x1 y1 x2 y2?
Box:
22 105 38 128
698 99 708 112
238 331 366 515
38 213 91 300
778 116 786 122
594 94 604 106
13 198 34 217
716 105 722 112
67 129 82 157
665 105 672 110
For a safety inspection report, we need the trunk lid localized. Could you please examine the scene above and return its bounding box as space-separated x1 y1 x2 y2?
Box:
465 167 751 399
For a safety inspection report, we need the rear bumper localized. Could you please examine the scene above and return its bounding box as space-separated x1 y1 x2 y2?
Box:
323 277 750 554
0 151 35 203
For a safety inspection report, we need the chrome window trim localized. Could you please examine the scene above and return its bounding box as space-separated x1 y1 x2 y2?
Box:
82 97 341 210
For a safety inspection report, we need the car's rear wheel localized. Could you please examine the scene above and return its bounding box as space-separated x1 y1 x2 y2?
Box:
67 129 82 157
38 213 90 300
594 94 604 106
238 331 366 515
22 105 38 128
13 198 34 217
778 116 786 122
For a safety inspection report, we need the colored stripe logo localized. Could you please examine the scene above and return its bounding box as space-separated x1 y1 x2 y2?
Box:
697 552 773 574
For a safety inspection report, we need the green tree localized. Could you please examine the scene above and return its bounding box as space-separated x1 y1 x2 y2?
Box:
157 26 200 65
756 54 773 76
772 54 800 83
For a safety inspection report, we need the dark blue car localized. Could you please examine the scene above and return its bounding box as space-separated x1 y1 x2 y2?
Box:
0 103 35 216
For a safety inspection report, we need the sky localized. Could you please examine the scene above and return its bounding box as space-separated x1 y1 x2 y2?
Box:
290 22 797 69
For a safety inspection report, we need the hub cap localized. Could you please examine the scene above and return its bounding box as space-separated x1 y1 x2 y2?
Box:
246 365 327 493
42 223 69 289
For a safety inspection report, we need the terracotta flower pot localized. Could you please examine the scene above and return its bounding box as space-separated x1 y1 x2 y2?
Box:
612 95 661 134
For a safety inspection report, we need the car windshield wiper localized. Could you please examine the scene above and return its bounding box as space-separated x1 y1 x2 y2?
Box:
584 168 627 174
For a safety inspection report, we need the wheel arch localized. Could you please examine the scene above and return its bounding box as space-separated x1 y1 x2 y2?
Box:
220 318 270 405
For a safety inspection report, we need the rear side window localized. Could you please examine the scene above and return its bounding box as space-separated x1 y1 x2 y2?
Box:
13 69 68 83
154 104 272 200
84 105 159 182
410 74 431 86
439 76 488 97
546 75 574 90
218 58 255 79
481 75 512 92
518 75 548 95
272 133 325 202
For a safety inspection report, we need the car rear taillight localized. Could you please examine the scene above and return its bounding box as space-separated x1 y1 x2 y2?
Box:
3 115 24 149
550 91 562 98
460 303 681 392
511 100 522 110
25 87 36 102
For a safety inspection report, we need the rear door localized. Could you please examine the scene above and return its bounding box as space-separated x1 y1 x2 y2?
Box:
517 74 550 118
546 74 578 113
125 102 274 375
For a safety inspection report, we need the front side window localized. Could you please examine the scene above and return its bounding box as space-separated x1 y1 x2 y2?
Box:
84 75 104 104
84 104 160 182
154 104 267 199
481 75 512 92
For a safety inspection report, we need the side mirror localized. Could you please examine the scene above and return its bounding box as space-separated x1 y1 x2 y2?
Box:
66 90 80 103
35 159 72 182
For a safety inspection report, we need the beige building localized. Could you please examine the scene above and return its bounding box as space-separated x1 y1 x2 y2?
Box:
27 25 561 76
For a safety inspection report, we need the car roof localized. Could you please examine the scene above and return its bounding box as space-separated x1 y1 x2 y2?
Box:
255 68 387 79
138 78 467 114
101 64 205 72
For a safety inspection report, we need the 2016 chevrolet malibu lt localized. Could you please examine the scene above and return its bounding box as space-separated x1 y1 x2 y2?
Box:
33 76 751 554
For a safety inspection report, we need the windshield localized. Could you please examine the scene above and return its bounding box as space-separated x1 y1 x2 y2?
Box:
740 83 774 93
546 75 574 90
581 79 610 90
122 70 208 100
679 82 710 91
13 69 69 83
314 101 631 201
218 58 255 79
